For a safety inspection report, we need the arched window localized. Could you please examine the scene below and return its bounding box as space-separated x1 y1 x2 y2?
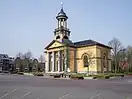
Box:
56 36 60 39
83 55 89 67
63 36 68 39
103 53 107 68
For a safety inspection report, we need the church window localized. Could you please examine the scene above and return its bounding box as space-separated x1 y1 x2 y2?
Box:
83 55 89 67
103 53 107 68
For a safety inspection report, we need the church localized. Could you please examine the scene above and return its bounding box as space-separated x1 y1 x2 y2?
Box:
44 5 112 74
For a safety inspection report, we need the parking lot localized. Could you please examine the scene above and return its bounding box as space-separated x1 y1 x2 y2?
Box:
0 74 132 99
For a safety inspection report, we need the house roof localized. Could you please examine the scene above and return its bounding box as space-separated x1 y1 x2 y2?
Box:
74 39 112 49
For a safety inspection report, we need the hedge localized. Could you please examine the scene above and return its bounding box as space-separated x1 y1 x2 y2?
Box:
18 72 24 75
70 74 84 80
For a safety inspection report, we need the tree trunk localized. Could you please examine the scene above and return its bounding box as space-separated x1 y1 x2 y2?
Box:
87 66 89 76
115 59 117 74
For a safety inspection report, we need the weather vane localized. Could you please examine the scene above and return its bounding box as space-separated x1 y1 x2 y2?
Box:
61 1 63 8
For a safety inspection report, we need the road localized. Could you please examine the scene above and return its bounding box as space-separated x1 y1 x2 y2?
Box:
0 74 132 99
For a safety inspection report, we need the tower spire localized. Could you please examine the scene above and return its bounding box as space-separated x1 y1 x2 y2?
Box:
54 3 70 41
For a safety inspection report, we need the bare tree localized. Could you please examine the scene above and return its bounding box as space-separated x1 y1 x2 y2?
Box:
15 57 23 72
32 58 38 71
125 46 132 72
16 52 23 59
23 51 32 59
39 54 45 63
108 37 124 73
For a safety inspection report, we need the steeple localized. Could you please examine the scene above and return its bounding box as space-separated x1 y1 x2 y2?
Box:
56 2 68 20
54 3 70 42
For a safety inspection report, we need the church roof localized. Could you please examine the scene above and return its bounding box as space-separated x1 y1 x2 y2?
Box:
45 39 112 50
56 7 68 19
62 39 75 47
74 39 112 49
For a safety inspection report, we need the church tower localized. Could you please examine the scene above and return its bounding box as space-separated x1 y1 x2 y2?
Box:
54 3 70 42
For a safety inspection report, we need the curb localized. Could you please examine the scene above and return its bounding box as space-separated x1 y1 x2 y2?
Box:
84 77 94 79
41 76 71 80
24 73 34 76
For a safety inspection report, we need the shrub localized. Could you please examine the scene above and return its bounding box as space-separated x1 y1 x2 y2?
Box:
78 76 84 80
109 74 114 77
128 74 132 76
116 74 124 77
10 71 18 74
70 75 77 80
121 74 124 77
92 75 110 79
112 74 124 77
93 76 98 79
54 74 61 78
104 75 110 79
88 75 94 77
18 72 24 75
70 74 84 80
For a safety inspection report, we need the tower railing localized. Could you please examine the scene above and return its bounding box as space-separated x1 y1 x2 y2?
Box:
54 26 70 31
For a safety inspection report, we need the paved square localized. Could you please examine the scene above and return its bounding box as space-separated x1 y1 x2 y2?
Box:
0 74 132 99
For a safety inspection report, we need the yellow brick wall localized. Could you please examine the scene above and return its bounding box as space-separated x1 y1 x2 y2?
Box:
96 45 112 73
96 59 101 72
76 46 98 73
68 47 75 72
76 45 111 73
108 60 112 71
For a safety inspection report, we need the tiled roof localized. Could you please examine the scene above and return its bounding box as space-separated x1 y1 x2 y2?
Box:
74 39 112 49
45 39 112 49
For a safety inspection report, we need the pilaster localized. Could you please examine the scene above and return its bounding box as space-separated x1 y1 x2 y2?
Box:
52 52 55 72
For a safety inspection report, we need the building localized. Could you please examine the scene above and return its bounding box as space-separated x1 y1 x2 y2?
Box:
44 5 112 74
0 54 15 72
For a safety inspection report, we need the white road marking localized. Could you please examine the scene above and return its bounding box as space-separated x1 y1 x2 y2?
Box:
107 81 132 84
59 93 71 99
0 89 17 99
89 93 101 99
18 92 31 99
128 80 132 82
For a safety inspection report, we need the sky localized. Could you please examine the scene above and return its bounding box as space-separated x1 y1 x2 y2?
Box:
0 0 132 58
